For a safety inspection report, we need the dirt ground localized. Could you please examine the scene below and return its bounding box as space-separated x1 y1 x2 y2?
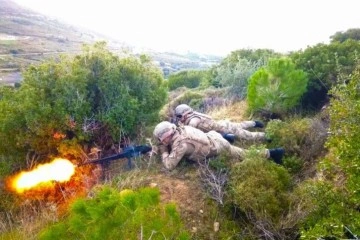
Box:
146 167 221 239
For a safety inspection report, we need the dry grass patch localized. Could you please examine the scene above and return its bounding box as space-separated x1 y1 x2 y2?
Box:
207 100 250 121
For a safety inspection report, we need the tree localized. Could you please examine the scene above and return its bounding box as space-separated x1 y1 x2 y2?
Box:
330 28 360 43
214 58 264 100
247 58 308 115
290 39 360 110
209 49 282 88
220 49 281 67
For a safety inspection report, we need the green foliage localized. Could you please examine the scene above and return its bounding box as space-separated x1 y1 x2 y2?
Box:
167 70 210 91
228 150 292 236
282 156 304 175
160 86 227 121
38 186 190 240
299 66 360 238
247 58 308 115
220 49 281 68
0 86 28 158
214 58 264 100
330 28 360 43
210 48 281 89
296 180 356 239
0 231 22 240
0 42 167 172
265 117 327 161
165 90 205 114
290 39 360 109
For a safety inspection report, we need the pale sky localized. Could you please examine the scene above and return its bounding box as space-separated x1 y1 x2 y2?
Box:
12 0 360 56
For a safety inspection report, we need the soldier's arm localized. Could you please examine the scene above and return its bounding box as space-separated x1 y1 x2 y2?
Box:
159 143 187 171
188 117 201 128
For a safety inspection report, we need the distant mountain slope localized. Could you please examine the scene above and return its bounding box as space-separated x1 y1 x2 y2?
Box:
0 0 222 85
0 0 121 85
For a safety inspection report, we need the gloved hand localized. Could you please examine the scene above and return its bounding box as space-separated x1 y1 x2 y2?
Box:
254 120 264 128
148 146 158 157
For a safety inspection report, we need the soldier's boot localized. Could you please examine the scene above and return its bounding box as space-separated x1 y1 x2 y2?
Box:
254 120 264 128
222 133 235 143
269 148 284 165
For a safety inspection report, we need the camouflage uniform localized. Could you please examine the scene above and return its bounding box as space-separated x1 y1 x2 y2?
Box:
158 125 264 170
183 111 265 141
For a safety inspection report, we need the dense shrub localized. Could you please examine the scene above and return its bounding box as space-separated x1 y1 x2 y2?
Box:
295 179 351 239
39 186 190 239
214 58 264 100
299 65 360 238
218 49 281 69
0 42 167 173
290 39 360 109
265 117 328 162
159 90 205 121
228 149 293 239
331 28 360 43
167 70 209 91
210 48 281 89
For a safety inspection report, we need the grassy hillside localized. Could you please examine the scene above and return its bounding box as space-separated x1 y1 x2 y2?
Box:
0 0 125 85
0 0 221 86
1 23 360 238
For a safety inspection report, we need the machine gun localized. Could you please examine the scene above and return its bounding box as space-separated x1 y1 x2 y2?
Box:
78 145 152 169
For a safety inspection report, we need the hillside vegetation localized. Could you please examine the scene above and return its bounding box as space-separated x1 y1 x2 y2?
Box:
1 25 360 239
0 0 221 86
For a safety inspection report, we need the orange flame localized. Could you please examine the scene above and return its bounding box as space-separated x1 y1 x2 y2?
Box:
10 158 76 193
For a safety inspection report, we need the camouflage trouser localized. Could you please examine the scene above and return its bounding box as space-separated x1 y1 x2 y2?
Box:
221 120 255 129
207 130 270 160
206 131 245 159
217 120 265 141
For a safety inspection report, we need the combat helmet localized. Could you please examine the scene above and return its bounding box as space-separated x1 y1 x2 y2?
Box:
174 104 193 118
153 121 176 142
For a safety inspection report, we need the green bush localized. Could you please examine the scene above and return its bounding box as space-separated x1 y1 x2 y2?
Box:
39 186 190 240
265 117 327 161
167 70 209 91
290 39 360 109
228 149 292 238
214 58 264 100
210 48 280 89
295 180 352 239
299 65 360 238
159 90 205 120
247 58 308 115
0 42 167 173
282 156 304 175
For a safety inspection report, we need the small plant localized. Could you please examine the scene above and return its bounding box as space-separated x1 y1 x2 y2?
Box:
198 158 229 205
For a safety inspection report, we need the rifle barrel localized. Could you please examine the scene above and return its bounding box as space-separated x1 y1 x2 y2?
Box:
77 145 152 167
